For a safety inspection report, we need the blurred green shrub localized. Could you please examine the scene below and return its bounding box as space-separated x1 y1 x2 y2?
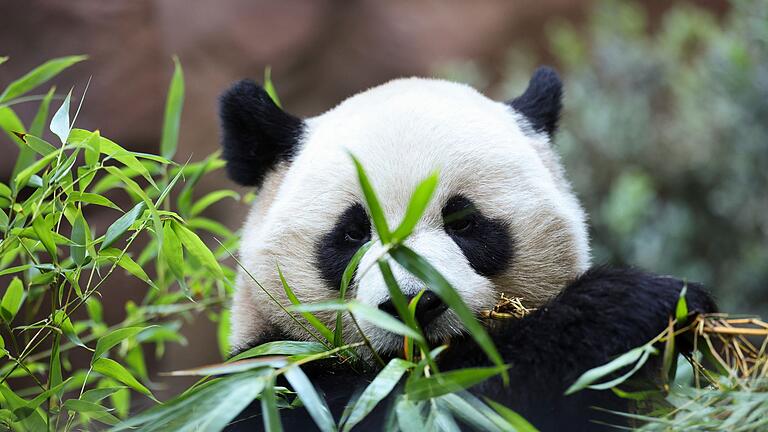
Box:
502 0 767 313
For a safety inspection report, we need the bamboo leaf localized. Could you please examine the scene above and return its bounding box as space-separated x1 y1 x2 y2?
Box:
192 377 265 431
390 246 506 380
104 166 153 207
15 378 71 420
100 248 154 288
284 365 337 432
405 366 507 400
161 221 185 285
63 399 120 425
186 217 234 237
103 163 163 241
67 192 121 211
189 190 239 217
50 149 78 183
92 357 152 397
395 398 425 432
437 394 503 432
83 129 101 166
68 129 156 187
0 384 47 431
101 202 145 250
175 153 219 215
32 214 58 260
342 358 412 431
379 259 429 363
261 375 283 432
348 302 424 342
291 300 424 342
48 335 64 399
160 57 184 160
110 373 263 432
0 55 86 103
29 86 56 136
263 66 282 107
53 310 87 349
350 154 391 243
172 221 224 279
676 284 689 324
23 134 57 156
1 277 24 322
0 264 34 276
50 88 72 144
585 349 654 391
229 340 328 362
378 260 420 332
70 209 89 266
391 171 439 242
81 387 125 403
13 150 58 190
63 399 110 413
168 358 280 376
92 326 152 363
484 398 539 432
565 344 656 395
0 182 10 199
661 319 676 386
0 106 25 146
335 241 372 346
278 265 334 343
217 309 231 360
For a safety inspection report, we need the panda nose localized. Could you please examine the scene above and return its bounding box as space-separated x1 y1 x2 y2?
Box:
377 290 447 328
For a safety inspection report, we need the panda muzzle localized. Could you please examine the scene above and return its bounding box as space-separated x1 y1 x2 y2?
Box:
377 290 448 329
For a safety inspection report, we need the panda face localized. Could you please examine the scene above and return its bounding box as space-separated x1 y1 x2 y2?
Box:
221 70 590 355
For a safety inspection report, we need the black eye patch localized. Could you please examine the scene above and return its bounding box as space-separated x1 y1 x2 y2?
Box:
315 203 372 290
441 195 513 278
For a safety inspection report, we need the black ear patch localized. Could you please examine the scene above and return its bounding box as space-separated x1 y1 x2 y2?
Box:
219 80 305 187
508 66 563 137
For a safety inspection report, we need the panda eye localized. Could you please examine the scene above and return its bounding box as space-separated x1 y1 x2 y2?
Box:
445 216 474 233
344 226 369 243
442 197 477 235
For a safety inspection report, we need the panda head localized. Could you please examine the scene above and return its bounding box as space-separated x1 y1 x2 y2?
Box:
221 67 590 356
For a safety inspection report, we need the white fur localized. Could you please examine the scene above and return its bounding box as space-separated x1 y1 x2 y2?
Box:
229 78 590 354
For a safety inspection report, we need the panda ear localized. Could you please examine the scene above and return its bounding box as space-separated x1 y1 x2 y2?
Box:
508 66 562 137
219 79 304 187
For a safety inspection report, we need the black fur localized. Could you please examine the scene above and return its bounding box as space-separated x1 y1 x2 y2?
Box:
226 267 716 431
219 80 305 187
442 195 513 278
315 203 372 290
509 66 563 137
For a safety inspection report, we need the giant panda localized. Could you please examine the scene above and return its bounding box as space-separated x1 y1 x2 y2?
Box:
218 67 716 431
